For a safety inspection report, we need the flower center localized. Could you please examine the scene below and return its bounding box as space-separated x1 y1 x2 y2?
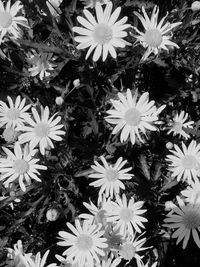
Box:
76 234 93 251
144 29 163 48
124 108 141 126
105 168 119 182
0 11 12 28
183 210 200 229
119 244 136 260
182 155 199 170
34 122 50 138
172 122 183 133
119 208 133 222
13 159 29 175
6 108 20 120
93 23 113 45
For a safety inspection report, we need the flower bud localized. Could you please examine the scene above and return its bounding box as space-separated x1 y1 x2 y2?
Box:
73 79 80 88
55 96 64 106
46 208 59 221
166 142 173 150
191 1 200 11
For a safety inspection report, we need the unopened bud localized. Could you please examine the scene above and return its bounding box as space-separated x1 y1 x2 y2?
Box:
46 208 59 221
191 1 200 11
166 142 173 150
55 96 64 106
73 79 80 88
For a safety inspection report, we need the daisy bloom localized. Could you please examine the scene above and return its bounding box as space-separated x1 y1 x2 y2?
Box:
16 106 65 155
106 89 166 145
181 179 200 204
88 156 133 199
73 2 131 61
25 250 57 267
0 142 47 191
118 233 148 265
57 219 108 267
164 196 200 249
0 95 31 128
166 140 200 184
107 194 147 236
0 0 29 43
167 111 194 140
133 5 182 60
81 0 110 9
27 51 57 80
6 240 30 267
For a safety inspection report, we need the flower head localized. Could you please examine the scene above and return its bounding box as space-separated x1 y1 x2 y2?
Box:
191 1 200 11
166 140 200 184
0 142 47 191
107 194 147 236
58 219 108 267
88 156 133 199
73 2 131 61
164 197 200 249
16 106 65 155
0 95 31 128
167 111 194 140
133 5 182 60
0 0 29 43
106 89 165 145
27 51 57 80
6 240 29 267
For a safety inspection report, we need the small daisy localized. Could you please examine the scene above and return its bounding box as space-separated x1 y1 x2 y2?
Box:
107 194 147 236
73 2 131 61
133 5 182 60
0 0 29 43
0 95 31 128
81 0 110 9
164 196 200 249
181 180 200 204
106 89 165 145
0 142 47 191
25 250 57 267
88 156 133 199
6 240 29 267
166 140 200 184
167 111 194 140
57 219 108 267
16 106 65 155
118 233 148 265
27 51 57 80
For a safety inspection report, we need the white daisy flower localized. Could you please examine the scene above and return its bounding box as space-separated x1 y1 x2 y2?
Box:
181 180 200 204
25 250 57 267
133 5 182 60
164 196 200 249
0 142 47 192
0 95 31 128
167 111 194 140
27 51 57 80
0 0 29 43
106 89 166 145
6 240 30 267
16 106 65 155
81 0 110 9
88 156 133 199
107 194 147 236
166 140 200 184
73 2 131 61
57 219 108 267
118 233 148 265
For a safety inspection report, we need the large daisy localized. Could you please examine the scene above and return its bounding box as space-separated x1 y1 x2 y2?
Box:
0 0 29 42
0 142 47 191
73 2 131 61
133 5 182 60
106 89 165 145
57 219 108 267
167 111 194 140
16 106 65 155
107 194 147 236
164 197 200 249
0 95 31 128
88 156 133 199
166 140 200 184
